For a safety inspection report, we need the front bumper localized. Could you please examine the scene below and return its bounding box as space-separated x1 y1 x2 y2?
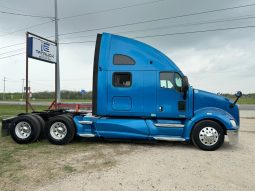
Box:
227 129 239 145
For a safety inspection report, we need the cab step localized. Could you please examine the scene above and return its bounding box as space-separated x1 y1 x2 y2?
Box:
77 133 95 138
153 136 185 141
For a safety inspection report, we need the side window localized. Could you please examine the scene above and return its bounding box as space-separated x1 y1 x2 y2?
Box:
174 73 182 89
113 72 132 87
160 72 183 92
113 54 135 65
160 72 174 89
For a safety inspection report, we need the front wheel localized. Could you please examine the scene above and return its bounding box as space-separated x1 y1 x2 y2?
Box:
192 120 225 151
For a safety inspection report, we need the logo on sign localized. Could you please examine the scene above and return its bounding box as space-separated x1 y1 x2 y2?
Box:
34 39 55 62
41 42 50 52
28 37 56 63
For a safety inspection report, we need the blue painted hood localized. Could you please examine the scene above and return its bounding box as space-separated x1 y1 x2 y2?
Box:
194 89 240 125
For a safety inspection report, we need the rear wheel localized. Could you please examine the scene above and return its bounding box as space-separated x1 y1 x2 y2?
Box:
46 115 75 145
31 114 46 139
192 120 225 151
10 115 41 144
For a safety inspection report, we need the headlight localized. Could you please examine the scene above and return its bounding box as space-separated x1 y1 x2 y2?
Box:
230 119 237 128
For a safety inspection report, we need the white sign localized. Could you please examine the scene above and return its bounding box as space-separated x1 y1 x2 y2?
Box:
28 37 56 63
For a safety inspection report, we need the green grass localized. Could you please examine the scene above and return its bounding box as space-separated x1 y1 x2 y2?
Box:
63 165 76 173
224 97 255 104
0 130 130 191
236 98 255 104
0 105 133 190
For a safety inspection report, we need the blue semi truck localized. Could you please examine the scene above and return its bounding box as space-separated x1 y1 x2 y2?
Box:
1 33 242 151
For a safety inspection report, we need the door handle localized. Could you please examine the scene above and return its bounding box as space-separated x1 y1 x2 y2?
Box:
159 106 163 112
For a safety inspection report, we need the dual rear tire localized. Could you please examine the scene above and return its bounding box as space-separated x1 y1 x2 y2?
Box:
46 115 75 145
10 115 42 144
10 114 75 145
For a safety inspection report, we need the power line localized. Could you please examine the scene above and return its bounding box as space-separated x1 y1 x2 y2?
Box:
0 21 52 38
58 2 255 37
0 33 55 51
0 1 164 48
59 14 255 41
0 1 164 45
0 52 25 60
60 0 166 20
0 48 24 55
134 25 255 39
3 23 255 49
0 4 31 13
1 2 255 50
0 42 25 50
0 9 53 19
60 25 255 44
3 24 255 58
60 40 95 45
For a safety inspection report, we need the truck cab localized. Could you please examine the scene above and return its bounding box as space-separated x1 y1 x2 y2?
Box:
2 33 241 151
74 33 240 151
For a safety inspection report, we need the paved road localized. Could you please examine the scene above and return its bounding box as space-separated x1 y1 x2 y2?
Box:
239 104 255 110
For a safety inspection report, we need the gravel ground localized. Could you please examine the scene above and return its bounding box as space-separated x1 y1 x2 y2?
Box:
36 117 255 191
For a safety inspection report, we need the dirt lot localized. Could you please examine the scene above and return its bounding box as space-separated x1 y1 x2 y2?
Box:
1 117 255 191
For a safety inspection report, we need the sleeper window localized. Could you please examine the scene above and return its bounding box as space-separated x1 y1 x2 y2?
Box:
113 73 132 87
113 54 135 65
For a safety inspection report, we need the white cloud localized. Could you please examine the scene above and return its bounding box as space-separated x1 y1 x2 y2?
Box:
168 40 255 93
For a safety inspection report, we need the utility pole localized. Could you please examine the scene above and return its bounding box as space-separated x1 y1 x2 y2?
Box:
3 77 6 100
21 78 25 100
55 0 61 106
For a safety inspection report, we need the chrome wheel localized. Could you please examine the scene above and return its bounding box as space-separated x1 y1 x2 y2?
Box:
199 127 219 146
50 122 67 140
15 121 32 139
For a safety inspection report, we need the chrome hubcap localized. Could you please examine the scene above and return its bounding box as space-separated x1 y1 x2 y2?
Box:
15 122 32 139
50 122 67 140
199 127 219 146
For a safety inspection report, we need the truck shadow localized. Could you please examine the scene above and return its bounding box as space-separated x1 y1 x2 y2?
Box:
220 142 240 151
74 137 238 151
74 137 197 150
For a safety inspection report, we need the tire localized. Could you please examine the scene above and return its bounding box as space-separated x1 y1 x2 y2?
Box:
10 115 41 144
64 114 73 121
31 114 46 139
191 120 225 151
46 115 75 145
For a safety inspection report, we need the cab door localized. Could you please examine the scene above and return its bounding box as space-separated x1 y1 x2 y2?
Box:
156 72 188 118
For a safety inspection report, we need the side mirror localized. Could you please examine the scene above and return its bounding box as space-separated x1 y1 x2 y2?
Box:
235 91 242 98
230 91 242 108
182 76 189 99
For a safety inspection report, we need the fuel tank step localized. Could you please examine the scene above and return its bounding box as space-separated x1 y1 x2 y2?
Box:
77 133 95 138
153 136 185 141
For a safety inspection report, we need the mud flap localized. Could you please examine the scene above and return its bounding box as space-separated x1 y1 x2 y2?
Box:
1 117 16 137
